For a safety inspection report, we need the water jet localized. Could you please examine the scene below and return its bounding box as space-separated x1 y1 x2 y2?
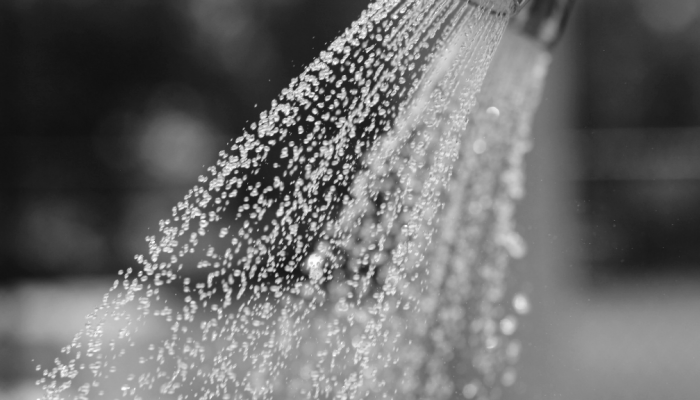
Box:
38 1 573 399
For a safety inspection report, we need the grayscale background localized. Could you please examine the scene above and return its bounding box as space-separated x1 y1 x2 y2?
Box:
1 1 699 399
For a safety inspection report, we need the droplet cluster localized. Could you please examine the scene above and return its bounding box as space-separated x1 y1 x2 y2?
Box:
38 1 551 400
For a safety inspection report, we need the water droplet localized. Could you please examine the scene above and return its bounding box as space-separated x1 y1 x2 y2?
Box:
472 138 487 154
501 367 517 387
500 315 518 336
336 299 349 313
305 253 325 282
462 382 479 399
506 340 522 364
485 336 499 350
486 106 500 117
513 293 531 315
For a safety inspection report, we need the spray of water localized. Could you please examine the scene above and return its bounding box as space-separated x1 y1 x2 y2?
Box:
38 1 550 399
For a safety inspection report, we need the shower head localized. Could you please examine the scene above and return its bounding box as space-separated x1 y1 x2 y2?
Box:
513 0 575 48
463 0 573 47
466 0 532 17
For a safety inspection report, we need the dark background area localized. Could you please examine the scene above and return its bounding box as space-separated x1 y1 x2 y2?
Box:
0 0 369 282
574 0 700 285
2 0 700 399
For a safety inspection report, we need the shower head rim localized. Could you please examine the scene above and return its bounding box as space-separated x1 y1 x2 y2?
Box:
465 0 532 17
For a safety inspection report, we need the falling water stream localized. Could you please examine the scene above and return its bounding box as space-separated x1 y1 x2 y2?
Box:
40 1 551 399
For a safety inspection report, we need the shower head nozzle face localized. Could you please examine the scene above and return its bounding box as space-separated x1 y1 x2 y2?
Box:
465 0 532 16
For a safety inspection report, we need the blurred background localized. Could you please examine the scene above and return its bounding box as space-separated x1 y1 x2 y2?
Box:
1 0 699 399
